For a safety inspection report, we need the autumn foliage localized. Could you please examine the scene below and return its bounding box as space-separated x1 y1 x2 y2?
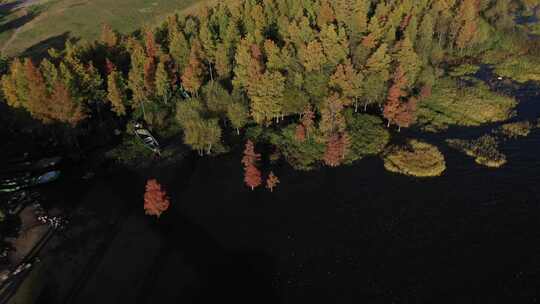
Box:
144 179 170 218
242 140 262 190
266 171 280 192
323 132 351 167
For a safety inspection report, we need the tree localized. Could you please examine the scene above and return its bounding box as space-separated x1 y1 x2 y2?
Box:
394 36 422 86
455 0 480 51
301 104 315 138
244 163 262 190
127 38 149 118
295 124 306 142
320 94 346 137
330 61 363 111
25 59 52 123
49 81 87 126
384 66 407 128
215 42 232 79
317 0 336 28
266 171 280 192
144 179 170 218
155 59 172 103
107 69 128 116
1 59 28 108
182 42 205 95
232 36 257 91
145 28 159 58
227 102 249 134
319 24 349 67
323 133 350 167
242 140 262 190
363 43 392 109
168 27 190 72
100 23 118 48
394 96 418 131
247 70 285 124
242 139 261 168
298 40 327 72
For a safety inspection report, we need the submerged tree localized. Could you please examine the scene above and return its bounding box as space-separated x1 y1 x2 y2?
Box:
242 140 262 190
266 171 280 192
144 179 170 218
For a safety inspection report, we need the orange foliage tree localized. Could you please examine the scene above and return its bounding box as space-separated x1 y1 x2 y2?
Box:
384 66 407 127
266 171 280 192
144 179 170 218
242 140 262 190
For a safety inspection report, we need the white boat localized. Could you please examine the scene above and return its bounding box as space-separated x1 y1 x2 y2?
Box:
133 123 161 155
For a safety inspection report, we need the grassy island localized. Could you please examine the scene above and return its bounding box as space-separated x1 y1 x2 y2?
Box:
447 135 507 168
498 121 534 138
417 77 517 131
382 140 446 177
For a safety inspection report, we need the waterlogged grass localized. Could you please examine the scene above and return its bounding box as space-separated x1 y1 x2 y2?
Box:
498 121 533 138
106 134 155 168
2 0 211 56
492 55 540 83
344 110 390 164
448 64 480 77
447 135 507 168
269 125 325 171
417 77 517 131
382 140 446 177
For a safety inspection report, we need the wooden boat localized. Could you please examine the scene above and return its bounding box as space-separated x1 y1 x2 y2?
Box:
133 123 161 155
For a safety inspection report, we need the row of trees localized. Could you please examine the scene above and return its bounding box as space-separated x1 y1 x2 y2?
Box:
1 0 537 172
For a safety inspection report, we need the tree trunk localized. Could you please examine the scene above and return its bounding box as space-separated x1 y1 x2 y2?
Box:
236 128 240 135
387 120 391 128
208 62 214 82
141 101 147 120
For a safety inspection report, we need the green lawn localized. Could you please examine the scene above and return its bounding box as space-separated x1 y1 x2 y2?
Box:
0 0 212 57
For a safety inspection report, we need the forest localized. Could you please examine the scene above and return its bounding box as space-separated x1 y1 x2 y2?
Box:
1 0 540 184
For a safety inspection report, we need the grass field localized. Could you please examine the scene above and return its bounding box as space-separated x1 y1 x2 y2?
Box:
0 0 212 57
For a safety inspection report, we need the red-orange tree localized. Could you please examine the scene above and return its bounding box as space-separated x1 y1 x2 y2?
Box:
266 171 280 192
144 179 170 218
384 66 407 127
242 140 262 190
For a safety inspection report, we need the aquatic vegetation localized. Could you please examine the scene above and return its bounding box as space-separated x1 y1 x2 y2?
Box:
417 77 517 131
498 121 533 138
344 111 390 164
105 134 155 167
382 140 446 177
269 125 325 171
492 55 540 83
447 135 507 168
448 64 480 77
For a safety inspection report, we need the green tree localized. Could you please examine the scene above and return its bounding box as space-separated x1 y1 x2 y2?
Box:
227 102 249 134
168 27 190 72
107 69 128 116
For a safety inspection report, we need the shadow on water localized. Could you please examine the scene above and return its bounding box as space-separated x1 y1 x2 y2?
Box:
136 153 280 304
139 210 279 304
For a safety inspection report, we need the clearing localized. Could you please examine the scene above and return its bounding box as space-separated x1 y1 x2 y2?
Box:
0 0 212 57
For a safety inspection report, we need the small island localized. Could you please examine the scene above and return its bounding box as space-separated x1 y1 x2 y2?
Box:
382 140 446 177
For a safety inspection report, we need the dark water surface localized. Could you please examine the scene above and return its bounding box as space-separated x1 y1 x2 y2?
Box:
35 75 540 303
